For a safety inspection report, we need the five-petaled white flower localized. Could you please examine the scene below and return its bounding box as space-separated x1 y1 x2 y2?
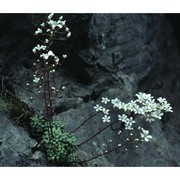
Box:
102 115 110 123
94 104 102 112
140 129 152 142
101 97 110 104
118 114 128 122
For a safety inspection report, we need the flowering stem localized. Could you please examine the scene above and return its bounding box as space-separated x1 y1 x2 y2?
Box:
77 120 119 147
78 137 135 164
70 111 101 134
42 67 53 138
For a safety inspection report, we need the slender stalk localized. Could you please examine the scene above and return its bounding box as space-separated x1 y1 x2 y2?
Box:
36 36 45 44
78 137 135 164
70 111 101 134
52 37 67 41
42 66 54 139
77 120 119 147
47 70 53 120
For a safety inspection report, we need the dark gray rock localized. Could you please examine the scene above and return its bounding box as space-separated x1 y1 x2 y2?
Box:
0 109 47 166
0 13 180 166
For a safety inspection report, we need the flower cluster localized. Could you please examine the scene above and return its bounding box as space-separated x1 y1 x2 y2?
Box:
32 13 70 73
34 13 71 38
29 13 71 100
118 114 135 130
93 92 173 142
94 104 110 122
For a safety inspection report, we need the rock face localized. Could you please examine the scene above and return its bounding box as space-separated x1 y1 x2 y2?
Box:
0 13 180 166
0 109 47 166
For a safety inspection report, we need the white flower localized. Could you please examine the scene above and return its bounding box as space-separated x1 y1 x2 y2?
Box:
118 114 135 130
65 27 69 31
140 129 152 142
35 28 42 35
126 117 135 126
61 20 66 26
94 104 102 112
126 100 138 111
135 92 144 102
48 13 54 20
111 98 121 108
118 114 128 122
157 97 173 112
136 92 153 103
45 39 49 43
62 54 67 59
163 103 173 112
67 31 71 38
146 117 155 122
48 19 63 29
101 97 110 104
125 123 133 130
147 101 157 112
102 115 110 123
48 50 54 56
40 53 49 59
150 110 164 120
59 16 63 20
54 56 59 63
32 48 37 53
32 44 46 53
102 108 109 115
33 77 40 83
40 50 55 60
40 22 45 27
157 97 167 104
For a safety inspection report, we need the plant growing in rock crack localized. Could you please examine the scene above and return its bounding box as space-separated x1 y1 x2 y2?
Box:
29 13 77 166
29 13 173 166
